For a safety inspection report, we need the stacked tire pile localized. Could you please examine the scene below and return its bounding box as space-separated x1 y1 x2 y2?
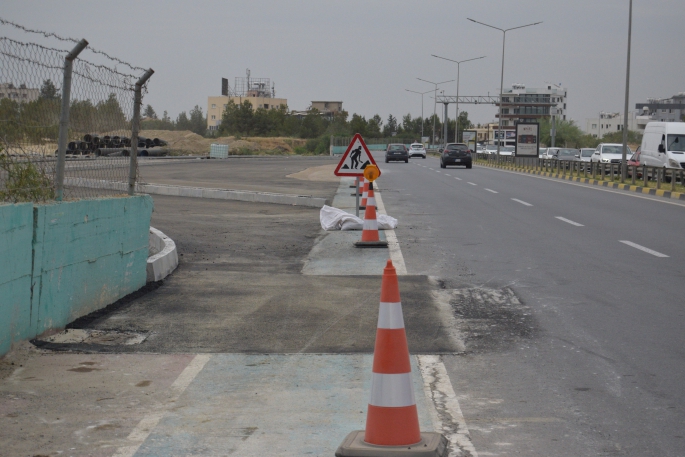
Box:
63 135 168 157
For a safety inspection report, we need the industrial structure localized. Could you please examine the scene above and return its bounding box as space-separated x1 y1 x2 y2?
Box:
207 69 287 131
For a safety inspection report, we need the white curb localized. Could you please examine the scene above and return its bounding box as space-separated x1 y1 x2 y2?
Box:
147 227 179 282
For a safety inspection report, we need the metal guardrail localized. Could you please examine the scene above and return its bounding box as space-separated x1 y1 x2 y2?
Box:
475 153 685 192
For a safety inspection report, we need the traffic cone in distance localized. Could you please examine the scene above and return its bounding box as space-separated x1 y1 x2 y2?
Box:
359 178 368 210
354 181 388 248
335 260 448 456
352 177 364 196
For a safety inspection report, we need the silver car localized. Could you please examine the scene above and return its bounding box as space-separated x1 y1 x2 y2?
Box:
408 143 426 159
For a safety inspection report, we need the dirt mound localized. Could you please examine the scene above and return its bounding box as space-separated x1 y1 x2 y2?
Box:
137 130 307 155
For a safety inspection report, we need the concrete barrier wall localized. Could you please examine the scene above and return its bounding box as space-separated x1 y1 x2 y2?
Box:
0 196 153 356
0 203 34 357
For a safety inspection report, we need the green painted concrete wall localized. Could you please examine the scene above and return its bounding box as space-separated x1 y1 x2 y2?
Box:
0 196 153 356
0 203 34 357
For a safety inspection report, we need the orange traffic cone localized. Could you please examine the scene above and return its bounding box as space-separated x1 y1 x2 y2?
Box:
336 260 448 456
365 259 421 445
355 181 387 248
359 178 369 210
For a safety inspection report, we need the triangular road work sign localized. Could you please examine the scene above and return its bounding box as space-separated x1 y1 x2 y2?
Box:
334 133 381 177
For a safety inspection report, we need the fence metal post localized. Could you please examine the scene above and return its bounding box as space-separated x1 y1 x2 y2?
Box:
656 168 661 189
55 39 88 201
671 169 676 192
643 165 648 187
129 68 155 195
631 166 635 185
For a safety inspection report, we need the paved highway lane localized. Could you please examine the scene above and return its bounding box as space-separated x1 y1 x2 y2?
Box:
375 154 685 456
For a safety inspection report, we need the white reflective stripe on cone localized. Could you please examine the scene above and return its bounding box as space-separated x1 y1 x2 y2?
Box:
363 219 378 230
366 197 376 206
377 302 405 329
369 372 416 407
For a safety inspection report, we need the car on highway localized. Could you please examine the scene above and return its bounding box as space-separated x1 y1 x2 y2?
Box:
539 148 547 158
385 144 409 163
554 148 581 162
476 145 486 154
540 147 560 160
579 148 594 168
499 146 515 156
639 121 685 169
408 143 427 159
627 148 643 178
590 143 632 165
484 145 499 155
440 143 472 169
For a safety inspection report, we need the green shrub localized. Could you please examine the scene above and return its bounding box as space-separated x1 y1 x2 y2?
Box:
0 149 55 202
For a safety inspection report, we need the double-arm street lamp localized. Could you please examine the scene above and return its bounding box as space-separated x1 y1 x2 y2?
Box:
431 54 486 143
417 77 455 146
467 18 542 156
405 89 432 141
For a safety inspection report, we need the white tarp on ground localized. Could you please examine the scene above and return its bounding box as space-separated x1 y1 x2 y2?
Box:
320 205 398 231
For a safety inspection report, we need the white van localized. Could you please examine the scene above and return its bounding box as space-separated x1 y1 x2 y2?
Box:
640 122 685 169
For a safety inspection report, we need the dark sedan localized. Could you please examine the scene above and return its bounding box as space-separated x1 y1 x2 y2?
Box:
440 143 472 169
385 144 409 163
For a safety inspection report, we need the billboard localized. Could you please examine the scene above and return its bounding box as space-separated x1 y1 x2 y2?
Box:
514 123 539 157
221 78 229 96
494 130 516 140
462 130 477 152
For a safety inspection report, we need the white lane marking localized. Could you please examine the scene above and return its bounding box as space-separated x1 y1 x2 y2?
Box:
445 174 451 176
112 354 212 457
477 165 685 208
454 177 462 181
374 185 408 275
619 240 669 258
511 198 533 206
555 216 584 227
485 188 498 193
467 182 477 186
436 171 441 173
419 355 479 457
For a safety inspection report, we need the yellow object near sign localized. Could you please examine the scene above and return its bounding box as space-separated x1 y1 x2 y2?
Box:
364 164 380 182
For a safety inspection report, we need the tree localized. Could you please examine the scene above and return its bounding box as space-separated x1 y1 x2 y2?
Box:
349 114 367 137
143 104 157 119
188 105 206 135
383 114 397 137
367 114 382 137
176 111 191 131
39 79 59 100
457 111 473 141
300 109 326 138
96 93 127 132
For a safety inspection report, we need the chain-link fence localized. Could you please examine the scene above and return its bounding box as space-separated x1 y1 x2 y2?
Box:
0 19 151 203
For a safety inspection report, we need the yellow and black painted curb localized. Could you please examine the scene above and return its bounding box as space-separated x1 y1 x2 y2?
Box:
475 161 685 202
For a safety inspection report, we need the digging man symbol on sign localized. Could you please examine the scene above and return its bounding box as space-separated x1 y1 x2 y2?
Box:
350 146 362 169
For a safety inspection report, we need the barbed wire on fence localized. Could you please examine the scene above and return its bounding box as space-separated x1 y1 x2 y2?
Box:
0 16 147 74
0 30 150 203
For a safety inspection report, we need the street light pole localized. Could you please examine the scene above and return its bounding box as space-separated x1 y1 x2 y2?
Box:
418 77 454 147
431 54 486 143
467 18 542 156
621 0 633 183
405 89 432 141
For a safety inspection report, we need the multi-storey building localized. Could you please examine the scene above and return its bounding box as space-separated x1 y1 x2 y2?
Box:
0 83 40 103
635 93 685 123
498 83 567 127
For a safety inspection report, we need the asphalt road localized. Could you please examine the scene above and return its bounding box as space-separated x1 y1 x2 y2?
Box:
376 153 685 457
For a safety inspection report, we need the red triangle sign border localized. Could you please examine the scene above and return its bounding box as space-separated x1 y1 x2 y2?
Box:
333 133 381 177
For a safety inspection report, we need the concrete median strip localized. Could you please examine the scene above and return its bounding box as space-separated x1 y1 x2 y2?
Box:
63 177 328 207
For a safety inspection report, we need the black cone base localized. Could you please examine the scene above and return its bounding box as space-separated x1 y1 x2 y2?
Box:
354 240 388 248
336 431 448 456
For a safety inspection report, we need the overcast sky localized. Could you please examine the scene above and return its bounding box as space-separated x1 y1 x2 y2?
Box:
3 0 684 131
